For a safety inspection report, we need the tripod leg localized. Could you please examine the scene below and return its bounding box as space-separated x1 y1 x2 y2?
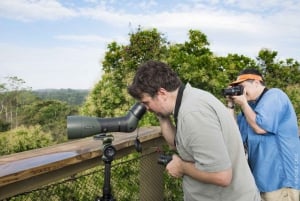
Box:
95 160 116 201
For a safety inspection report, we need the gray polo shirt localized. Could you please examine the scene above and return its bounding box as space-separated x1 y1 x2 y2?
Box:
175 84 260 201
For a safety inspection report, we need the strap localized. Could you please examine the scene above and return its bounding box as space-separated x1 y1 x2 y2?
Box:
174 84 185 127
255 87 268 106
241 87 268 116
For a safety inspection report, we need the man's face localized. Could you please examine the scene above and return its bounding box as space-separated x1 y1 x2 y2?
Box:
239 80 260 101
140 90 171 117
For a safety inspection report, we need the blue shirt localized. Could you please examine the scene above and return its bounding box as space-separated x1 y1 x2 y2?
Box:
237 88 300 192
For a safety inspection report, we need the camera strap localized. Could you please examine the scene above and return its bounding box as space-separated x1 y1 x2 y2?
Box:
255 87 268 106
242 87 268 116
174 84 185 127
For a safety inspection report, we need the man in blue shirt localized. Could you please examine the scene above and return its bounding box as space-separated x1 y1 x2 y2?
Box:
227 68 300 201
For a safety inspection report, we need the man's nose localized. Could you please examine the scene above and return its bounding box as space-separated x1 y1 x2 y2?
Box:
146 107 153 113
143 105 150 111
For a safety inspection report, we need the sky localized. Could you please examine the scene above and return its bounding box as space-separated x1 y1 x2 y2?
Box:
1 0 300 90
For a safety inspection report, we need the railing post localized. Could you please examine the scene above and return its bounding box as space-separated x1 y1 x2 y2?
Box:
139 151 165 201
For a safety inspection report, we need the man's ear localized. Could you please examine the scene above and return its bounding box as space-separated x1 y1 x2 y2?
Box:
254 79 261 86
157 87 168 95
157 88 168 101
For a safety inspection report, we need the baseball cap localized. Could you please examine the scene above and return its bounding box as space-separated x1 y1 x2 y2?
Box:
230 74 263 85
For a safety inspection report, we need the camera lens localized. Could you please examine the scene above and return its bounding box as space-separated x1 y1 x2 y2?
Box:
222 85 244 96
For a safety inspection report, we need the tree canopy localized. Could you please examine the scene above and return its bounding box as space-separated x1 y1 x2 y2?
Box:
81 28 300 126
1 27 299 156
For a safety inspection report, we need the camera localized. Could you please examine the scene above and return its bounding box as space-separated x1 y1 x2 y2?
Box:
222 85 244 96
157 154 172 166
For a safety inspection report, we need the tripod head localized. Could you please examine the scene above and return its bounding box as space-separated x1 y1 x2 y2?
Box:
94 133 116 162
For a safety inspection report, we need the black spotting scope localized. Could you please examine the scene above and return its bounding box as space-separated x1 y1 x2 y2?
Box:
67 103 147 139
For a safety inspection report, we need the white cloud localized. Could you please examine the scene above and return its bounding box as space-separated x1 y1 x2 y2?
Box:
0 0 76 21
1 0 300 89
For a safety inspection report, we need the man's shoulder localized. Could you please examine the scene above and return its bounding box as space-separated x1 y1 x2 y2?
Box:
263 88 287 98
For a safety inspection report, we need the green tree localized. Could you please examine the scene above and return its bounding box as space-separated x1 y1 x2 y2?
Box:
0 76 82 143
33 89 89 105
20 100 77 142
0 125 54 156
81 27 169 126
81 28 300 126
257 49 300 88
166 30 226 97
0 77 32 128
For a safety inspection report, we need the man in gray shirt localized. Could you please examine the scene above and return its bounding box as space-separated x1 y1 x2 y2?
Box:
128 60 261 201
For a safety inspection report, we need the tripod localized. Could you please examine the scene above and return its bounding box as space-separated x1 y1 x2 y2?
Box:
94 133 117 201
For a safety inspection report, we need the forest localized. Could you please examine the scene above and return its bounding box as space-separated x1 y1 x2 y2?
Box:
33 88 89 106
0 27 299 156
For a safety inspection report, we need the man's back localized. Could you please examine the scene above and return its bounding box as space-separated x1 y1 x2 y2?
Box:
176 84 260 201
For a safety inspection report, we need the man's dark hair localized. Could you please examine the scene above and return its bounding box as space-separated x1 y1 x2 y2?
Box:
239 68 263 77
128 60 182 100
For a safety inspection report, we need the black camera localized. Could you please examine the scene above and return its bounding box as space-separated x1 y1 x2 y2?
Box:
157 154 172 166
222 85 244 96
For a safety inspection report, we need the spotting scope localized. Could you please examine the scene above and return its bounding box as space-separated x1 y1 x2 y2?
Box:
67 103 147 139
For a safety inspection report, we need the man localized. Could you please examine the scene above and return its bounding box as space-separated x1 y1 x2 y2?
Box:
128 60 260 201
227 68 300 201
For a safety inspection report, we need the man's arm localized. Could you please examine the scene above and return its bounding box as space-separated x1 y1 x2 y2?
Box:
232 93 266 134
166 155 232 187
157 115 176 149
239 101 266 134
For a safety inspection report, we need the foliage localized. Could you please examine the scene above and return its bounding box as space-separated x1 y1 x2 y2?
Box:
0 77 35 129
257 49 300 88
81 28 300 126
284 84 300 123
33 89 89 106
0 118 10 131
80 27 169 126
111 154 140 200
20 100 78 142
166 29 225 96
0 125 54 156
8 153 182 201
0 81 79 147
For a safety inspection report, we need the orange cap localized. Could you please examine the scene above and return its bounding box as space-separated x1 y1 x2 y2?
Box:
230 74 263 85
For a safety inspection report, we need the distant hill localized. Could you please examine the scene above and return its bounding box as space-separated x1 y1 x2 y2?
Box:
33 89 89 106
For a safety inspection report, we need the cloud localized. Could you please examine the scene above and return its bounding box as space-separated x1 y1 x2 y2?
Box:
1 0 300 89
0 0 76 21
2 1 299 38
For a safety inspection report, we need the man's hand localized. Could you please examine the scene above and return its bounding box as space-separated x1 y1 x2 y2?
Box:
166 154 184 178
231 88 248 107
